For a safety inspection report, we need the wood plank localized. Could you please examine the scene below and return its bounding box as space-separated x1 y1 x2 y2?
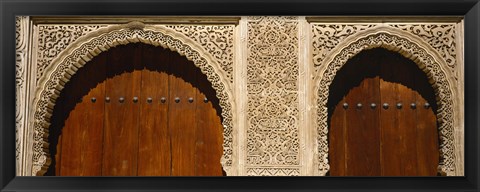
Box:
345 76 381 176
103 44 142 176
413 64 440 176
391 55 418 176
77 53 106 176
78 82 106 176
168 52 197 176
194 66 224 176
58 65 85 176
329 49 382 176
51 84 69 175
328 97 346 176
345 50 381 176
59 95 84 175
58 53 106 176
327 62 349 176
137 45 171 176
379 52 403 176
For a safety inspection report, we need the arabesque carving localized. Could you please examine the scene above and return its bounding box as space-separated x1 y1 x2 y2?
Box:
312 24 377 71
313 28 457 176
166 25 234 83
31 25 235 176
389 24 457 77
36 25 108 82
246 16 300 175
16 16 28 170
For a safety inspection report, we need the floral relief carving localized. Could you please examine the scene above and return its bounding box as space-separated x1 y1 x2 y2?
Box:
389 24 458 78
246 16 300 171
311 24 377 71
32 27 234 176
165 25 234 83
36 25 108 82
313 32 457 176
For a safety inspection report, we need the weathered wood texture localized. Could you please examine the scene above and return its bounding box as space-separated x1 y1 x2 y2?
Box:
51 43 224 176
328 48 439 176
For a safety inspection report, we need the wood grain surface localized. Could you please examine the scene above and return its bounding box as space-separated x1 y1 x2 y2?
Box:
52 43 224 176
329 48 439 176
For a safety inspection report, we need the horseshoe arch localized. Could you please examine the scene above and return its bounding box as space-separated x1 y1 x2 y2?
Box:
31 22 236 176
314 26 459 176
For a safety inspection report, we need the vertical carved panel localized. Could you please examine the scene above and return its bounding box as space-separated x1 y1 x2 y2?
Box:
246 16 300 175
36 25 108 82
16 16 29 175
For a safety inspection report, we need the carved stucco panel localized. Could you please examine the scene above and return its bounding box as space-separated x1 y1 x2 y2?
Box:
36 25 109 82
389 24 458 79
31 25 236 176
312 24 378 72
312 27 458 175
246 16 301 175
165 25 234 84
16 16 29 175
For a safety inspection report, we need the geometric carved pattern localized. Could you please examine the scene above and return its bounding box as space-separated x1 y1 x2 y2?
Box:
246 16 300 175
313 31 457 176
166 25 235 83
36 25 108 82
31 26 235 175
389 24 458 79
246 167 300 176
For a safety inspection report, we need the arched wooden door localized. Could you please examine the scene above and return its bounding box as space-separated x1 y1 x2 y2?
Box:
328 48 439 176
48 43 225 176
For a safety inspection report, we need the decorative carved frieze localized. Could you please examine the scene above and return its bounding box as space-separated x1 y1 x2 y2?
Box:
312 24 377 71
16 16 29 175
389 24 458 79
246 167 300 176
36 25 108 82
246 16 300 172
166 25 235 83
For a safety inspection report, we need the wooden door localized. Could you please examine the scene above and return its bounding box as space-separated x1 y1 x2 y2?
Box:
49 43 224 176
328 48 439 176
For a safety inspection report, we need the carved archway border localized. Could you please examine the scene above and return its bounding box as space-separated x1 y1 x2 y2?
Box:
315 28 457 176
31 23 235 176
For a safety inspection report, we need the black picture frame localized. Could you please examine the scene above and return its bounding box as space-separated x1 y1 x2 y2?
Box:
1 0 479 191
